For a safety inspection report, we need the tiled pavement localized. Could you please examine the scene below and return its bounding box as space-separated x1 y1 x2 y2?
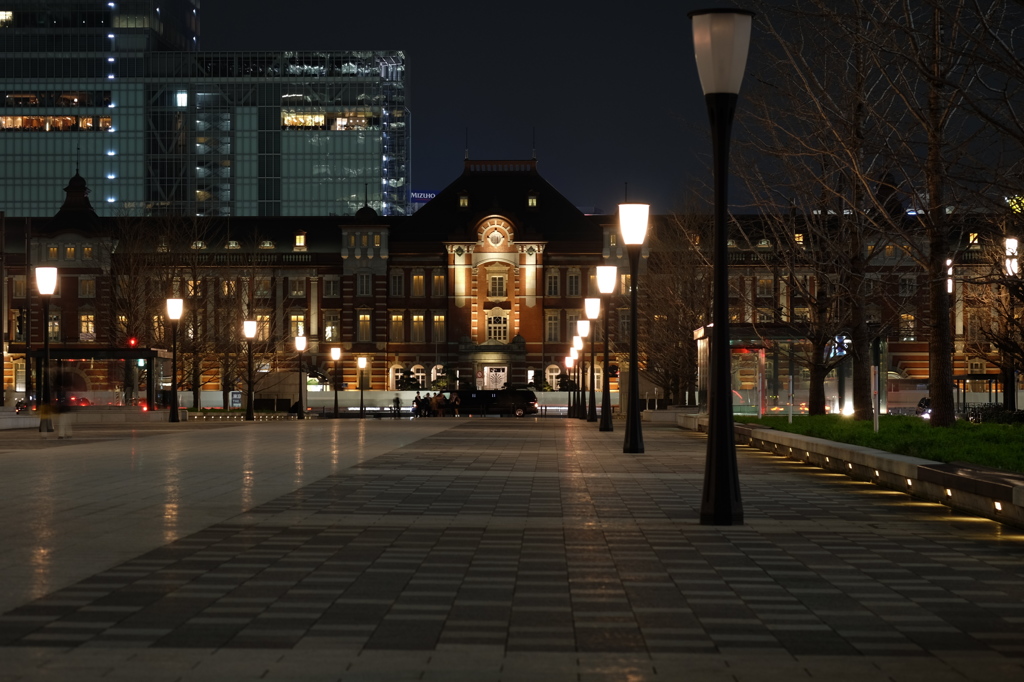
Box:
0 417 1022 680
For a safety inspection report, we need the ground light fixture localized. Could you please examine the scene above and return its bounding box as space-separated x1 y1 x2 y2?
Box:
35 267 58 433
619 203 649 453
295 335 307 420
166 298 183 423
243 320 257 421
690 6 754 525
597 266 617 432
585 298 601 422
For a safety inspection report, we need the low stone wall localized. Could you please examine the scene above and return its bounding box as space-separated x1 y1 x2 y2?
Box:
677 413 1024 528
0 407 175 429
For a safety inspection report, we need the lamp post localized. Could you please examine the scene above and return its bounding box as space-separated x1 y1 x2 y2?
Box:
564 355 574 418
295 335 307 419
597 266 617 431
1005 238 1019 411
690 7 753 525
585 298 600 422
166 298 183 423
619 203 649 453
35 267 57 433
574 329 587 420
331 347 341 418
243 319 257 421
358 356 367 419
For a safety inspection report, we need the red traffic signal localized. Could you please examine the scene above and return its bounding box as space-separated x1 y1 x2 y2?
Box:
128 337 138 348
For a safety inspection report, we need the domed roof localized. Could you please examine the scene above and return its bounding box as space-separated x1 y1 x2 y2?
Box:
355 203 379 222
50 171 100 232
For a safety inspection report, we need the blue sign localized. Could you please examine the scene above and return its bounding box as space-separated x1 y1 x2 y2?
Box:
411 191 437 202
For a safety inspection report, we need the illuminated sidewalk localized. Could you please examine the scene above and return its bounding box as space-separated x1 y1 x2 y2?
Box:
0 418 1022 681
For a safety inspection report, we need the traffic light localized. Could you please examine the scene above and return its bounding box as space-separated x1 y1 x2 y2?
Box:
128 337 138 348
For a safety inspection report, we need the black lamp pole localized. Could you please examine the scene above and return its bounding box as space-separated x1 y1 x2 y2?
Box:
597 267 617 431
167 298 183 423
623 241 644 453
332 348 341 419
39 295 53 432
244 320 256 421
295 336 306 420
690 8 753 525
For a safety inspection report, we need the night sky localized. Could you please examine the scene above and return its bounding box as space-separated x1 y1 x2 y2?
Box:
201 1 741 215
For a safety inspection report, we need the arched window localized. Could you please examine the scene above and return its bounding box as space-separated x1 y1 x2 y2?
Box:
412 364 426 388
486 308 509 342
390 365 404 390
545 364 561 390
430 365 445 386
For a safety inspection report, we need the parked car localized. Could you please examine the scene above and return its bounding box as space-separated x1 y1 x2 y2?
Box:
451 389 539 417
915 397 932 419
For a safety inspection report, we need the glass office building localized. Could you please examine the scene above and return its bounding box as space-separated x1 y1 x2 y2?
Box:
0 1 409 217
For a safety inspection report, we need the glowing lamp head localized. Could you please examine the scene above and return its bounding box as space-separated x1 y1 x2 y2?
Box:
358 356 367 369
618 204 650 245
166 298 183 321
565 356 574 370
596 265 618 295
35 267 58 296
577 319 591 338
331 347 342 361
573 336 583 351
243 320 257 339
585 297 601 320
570 347 579 361
294 335 307 352
689 8 755 96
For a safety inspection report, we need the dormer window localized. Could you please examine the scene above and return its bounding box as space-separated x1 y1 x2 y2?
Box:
295 232 306 248
527 193 538 208
191 240 206 250
259 240 275 250
459 193 469 208
226 240 241 250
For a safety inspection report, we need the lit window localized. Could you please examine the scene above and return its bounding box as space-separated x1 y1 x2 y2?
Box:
295 233 306 247
358 312 372 342
82 246 94 260
411 314 425 342
432 271 445 297
900 313 916 341
528 193 537 208
47 313 60 342
47 245 58 261
411 271 425 297
79 314 95 337
259 240 275 250
255 314 271 341
486 309 509 342
290 277 306 297
459 194 469 208
254 277 271 298
289 314 305 338
374 234 381 247
432 314 446 343
13 276 25 298
222 280 236 297
175 91 188 107
390 313 405 341
64 246 76 260
323 311 340 341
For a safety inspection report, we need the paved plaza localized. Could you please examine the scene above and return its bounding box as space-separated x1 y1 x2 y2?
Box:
0 417 1022 681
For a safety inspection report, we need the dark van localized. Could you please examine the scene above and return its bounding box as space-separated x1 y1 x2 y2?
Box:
452 389 539 417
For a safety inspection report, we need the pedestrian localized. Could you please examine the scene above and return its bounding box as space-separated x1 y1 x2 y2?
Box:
413 391 421 417
393 393 401 418
452 392 461 418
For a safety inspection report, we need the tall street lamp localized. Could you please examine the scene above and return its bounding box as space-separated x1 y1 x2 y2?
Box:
243 319 257 421
571 342 582 419
565 355 574 418
35 266 57 433
574 328 588 420
167 298 183 423
597 266 617 431
331 347 342 418
358 356 367 419
295 335 307 420
585 298 601 422
690 7 754 525
619 203 649 453
1005 237 1019 411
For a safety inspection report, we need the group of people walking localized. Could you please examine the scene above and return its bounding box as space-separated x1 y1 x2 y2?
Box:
410 391 461 418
